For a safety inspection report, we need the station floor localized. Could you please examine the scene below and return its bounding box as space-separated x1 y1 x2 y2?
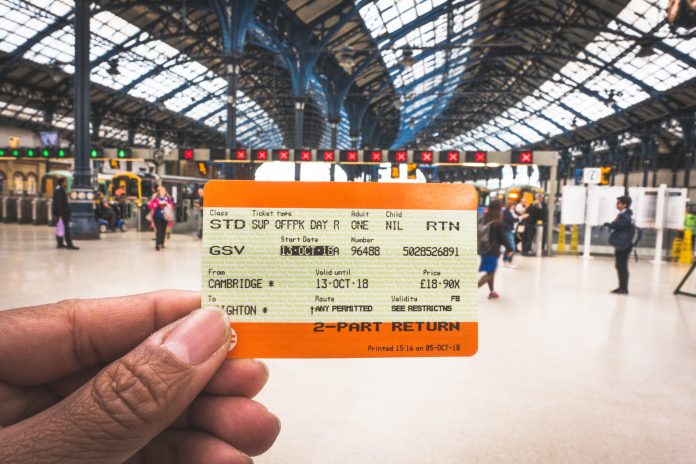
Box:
1 223 695 463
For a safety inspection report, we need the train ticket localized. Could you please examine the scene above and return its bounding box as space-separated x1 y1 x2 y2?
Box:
202 180 478 358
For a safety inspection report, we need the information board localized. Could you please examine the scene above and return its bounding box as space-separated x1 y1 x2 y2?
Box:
561 185 586 225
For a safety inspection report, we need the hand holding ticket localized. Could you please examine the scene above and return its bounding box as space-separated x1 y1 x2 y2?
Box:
202 181 478 358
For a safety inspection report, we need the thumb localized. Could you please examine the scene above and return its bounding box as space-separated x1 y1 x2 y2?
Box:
1 307 232 464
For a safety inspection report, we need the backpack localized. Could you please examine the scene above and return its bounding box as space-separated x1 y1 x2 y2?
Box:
477 220 493 255
608 220 642 258
631 226 643 262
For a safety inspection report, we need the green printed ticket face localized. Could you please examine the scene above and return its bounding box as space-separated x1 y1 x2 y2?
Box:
202 180 479 358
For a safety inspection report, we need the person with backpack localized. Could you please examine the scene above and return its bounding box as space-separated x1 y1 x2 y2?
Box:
478 200 513 299
604 195 635 294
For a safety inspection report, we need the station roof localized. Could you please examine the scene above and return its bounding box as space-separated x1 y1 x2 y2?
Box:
0 0 694 152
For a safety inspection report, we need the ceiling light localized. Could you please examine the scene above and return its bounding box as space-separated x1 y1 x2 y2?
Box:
400 49 416 68
636 38 657 58
107 59 120 76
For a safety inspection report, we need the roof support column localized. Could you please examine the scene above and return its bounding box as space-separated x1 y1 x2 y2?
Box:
606 135 619 187
361 114 377 149
294 97 305 181
225 55 239 179
639 129 655 187
329 119 339 182
680 117 695 190
346 97 370 148
213 0 257 179
285 40 322 181
91 106 104 144
71 0 98 239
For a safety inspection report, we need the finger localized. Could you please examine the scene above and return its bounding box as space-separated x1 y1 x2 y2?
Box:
1 366 106 426
0 290 200 384
204 359 269 397
174 396 280 457
0 307 232 464
0 383 56 427
126 431 252 464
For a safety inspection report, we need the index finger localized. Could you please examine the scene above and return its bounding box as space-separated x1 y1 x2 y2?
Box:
0 290 201 385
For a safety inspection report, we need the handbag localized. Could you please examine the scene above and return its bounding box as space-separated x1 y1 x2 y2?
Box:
56 218 65 238
163 204 175 222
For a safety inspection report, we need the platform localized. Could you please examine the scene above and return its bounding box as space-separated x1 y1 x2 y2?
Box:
1 224 695 463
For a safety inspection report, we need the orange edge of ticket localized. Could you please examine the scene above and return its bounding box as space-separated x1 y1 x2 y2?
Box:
204 180 479 359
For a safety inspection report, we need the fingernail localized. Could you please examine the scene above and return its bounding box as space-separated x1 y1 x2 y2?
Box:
271 412 282 433
164 307 230 365
240 453 254 464
254 359 270 382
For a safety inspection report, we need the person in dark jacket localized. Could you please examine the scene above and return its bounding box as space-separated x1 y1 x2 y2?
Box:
479 200 513 299
52 177 79 250
521 194 547 255
604 195 634 294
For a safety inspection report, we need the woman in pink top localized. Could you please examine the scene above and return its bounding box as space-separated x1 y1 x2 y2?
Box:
148 186 174 250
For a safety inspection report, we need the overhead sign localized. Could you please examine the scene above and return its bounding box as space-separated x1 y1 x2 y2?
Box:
583 167 601 184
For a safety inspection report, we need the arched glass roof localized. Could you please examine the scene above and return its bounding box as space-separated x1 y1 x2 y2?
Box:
359 0 481 147
0 0 282 147
432 0 696 151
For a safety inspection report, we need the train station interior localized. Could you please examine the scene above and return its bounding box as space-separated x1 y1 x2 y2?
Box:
1 0 695 463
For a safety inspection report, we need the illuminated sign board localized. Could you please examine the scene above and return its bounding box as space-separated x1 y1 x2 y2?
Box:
321 150 335 162
465 151 487 163
273 149 291 161
252 149 269 161
511 150 533 164
439 150 460 163
340 150 359 163
389 150 408 163
297 150 313 162
418 150 434 164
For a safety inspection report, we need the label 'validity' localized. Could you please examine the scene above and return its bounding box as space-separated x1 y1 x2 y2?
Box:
202 180 478 358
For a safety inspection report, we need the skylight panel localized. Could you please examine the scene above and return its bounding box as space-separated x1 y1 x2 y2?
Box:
188 99 225 121
617 48 696 91
584 70 648 107
25 0 73 17
616 0 663 33
23 26 73 64
523 116 563 137
100 125 128 142
507 123 543 143
93 11 140 44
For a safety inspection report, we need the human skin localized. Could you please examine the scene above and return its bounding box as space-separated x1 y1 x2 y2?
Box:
0 290 280 464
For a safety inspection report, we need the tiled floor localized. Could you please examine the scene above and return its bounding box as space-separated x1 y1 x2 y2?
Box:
1 224 695 463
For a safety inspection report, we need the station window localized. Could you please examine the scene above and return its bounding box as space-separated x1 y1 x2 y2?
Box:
26 174 38 195
13 172 25 195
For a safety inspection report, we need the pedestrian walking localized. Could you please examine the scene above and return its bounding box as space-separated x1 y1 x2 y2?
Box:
52 177 79 250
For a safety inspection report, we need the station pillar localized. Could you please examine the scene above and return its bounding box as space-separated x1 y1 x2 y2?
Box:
294 98 305 181
224 55 240 180
329 119 338 182
71 0 99 239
